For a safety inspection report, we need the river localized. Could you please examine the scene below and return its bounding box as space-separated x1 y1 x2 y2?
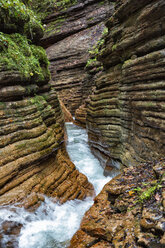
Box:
0 123 112 248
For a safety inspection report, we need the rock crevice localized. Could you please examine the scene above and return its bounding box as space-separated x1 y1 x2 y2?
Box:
86 0 165 167
0 0 94 208
43 0 114 114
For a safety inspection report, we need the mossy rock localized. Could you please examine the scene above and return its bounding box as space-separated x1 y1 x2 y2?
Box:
31 0 78 19
0 32 50 82
0 0 29 33
0 0 44 42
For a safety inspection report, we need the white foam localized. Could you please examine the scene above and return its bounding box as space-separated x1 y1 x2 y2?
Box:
0 123 112 248
18 197 93 248
66 123 112 195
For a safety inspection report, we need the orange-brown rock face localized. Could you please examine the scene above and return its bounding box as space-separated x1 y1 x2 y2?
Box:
60 100 74 122
74 104 87 127
86 0 165 167
0 0 94 209
43 0 114 115
0 74 94 209
70 160 165 248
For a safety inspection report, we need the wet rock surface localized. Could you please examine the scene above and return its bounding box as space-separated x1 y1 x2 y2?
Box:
43 0 114 114
86 0 165 166
70 160 165 248
0 220 22 248
75 104 87 127
60 100 74 123
0 0 94 208
74 58 104 127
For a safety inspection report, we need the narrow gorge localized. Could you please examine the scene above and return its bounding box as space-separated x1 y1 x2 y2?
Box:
0 0 165 248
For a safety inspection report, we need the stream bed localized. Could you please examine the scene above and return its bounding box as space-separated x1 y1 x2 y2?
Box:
0 123 112 248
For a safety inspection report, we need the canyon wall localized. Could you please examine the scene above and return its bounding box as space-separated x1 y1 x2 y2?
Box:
70 160 165 248
0 0 93 208
70 1 165 247
42 0 114 114
86 0 165 168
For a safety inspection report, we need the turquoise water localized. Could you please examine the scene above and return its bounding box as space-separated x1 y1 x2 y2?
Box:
0 123 112 248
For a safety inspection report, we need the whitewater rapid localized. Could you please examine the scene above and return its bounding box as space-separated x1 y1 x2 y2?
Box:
0 123 112 248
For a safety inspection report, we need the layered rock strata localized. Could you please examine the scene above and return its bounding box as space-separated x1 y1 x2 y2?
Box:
70 160 165 248
87 0 165 167
43 0 114 114
60 100 74 122
0 0 94 208
75 57 103 127
75 104 87 127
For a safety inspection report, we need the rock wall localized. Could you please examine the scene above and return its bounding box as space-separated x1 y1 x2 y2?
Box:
70 160 165 248
0 0 93 208
75 53 104 127
42 0 114 114
87 0 165 167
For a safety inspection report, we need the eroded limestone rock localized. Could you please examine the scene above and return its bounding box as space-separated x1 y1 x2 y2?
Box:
86 0 165 166
70 160 165 248
0 0 94 208
42 0 114 114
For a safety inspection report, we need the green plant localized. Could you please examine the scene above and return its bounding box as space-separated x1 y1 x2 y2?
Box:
138 185 157 202
30 0 77 19
44 17 65 34
0 0 29 22
86 57 97 68
132 181 162 204
133 187 142 192
102 27 108 36
0 0 43 38
55 0 77 10
0 32 50 81
112 44 117 51
98 1 104 6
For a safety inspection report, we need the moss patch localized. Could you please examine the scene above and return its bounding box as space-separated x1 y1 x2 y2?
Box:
30 0 78 19
45 17 65 35
0 32 50 81
86 27 108 69
0 0 43 41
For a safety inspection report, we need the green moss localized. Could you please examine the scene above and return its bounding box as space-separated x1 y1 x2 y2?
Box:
102 27 108 36
85 27 109 69
88 38 105 57
0 32 50 81
0 102 6 109
0 0 29 24
133 181 163 204
123 59 132 67
88 17 94 22
98 1 104 6
56 0 77 10
30 95 45 110
24 11 44 42
0 0 43 40
112 44 117 52
145 101 155 107
45 17 65 35
139 185 157 202
86 58 97 68
30 0 77 19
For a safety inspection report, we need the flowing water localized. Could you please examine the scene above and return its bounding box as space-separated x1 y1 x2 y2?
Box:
0 123 112 248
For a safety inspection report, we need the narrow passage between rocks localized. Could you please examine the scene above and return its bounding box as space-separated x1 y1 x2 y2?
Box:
0 123 113 248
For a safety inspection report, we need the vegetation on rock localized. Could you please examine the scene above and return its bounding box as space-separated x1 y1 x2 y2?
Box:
86 27 108 69
70 161 165 248
0 0 50 82
30 0 78 19
0 0 43 41
0 32 50 81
